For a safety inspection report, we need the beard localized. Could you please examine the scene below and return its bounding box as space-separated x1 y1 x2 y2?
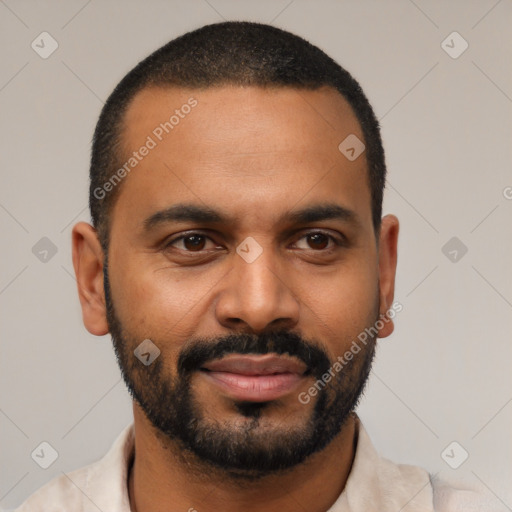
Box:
103 255 378 480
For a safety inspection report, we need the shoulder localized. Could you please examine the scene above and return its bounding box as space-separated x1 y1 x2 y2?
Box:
13 423 134 512
349 418 510 512
431 475 511 512
13 465 91 512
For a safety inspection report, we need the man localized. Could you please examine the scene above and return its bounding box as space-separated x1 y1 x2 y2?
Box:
16 21 492 512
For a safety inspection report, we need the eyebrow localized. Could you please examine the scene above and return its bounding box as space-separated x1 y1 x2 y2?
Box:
142 202 360 233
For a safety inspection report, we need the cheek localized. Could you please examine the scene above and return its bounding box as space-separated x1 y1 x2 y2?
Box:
298 256 379 354
109 257 224 343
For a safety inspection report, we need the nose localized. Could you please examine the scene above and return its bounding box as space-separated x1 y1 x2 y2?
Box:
215 244 300 334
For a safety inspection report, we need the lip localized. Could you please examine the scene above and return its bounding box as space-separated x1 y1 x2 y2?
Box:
200 354 307 402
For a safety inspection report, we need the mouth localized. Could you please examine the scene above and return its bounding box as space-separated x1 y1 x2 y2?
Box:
200 354 308 402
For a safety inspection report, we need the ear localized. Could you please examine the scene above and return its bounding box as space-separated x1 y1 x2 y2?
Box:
71 222 109 336
377 214 399 339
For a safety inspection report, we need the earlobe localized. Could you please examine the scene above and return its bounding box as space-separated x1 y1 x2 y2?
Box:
71 222 109 336
377 214 399 339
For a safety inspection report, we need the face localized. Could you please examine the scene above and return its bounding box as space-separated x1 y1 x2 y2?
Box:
78 85 398 478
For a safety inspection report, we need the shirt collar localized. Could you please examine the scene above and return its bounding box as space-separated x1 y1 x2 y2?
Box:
329 416 434 511
87 417 434 512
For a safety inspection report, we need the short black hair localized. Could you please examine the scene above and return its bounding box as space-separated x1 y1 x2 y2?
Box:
89 21 386 252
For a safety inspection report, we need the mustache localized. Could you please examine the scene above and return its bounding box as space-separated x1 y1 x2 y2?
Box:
177 330 332 378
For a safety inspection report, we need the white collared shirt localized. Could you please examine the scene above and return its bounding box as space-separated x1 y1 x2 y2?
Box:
14 417 501 511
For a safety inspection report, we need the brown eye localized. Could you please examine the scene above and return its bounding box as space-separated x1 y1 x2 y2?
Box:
294 232 337 251
165 233 216 252
182 235 206 251
306 233 330 250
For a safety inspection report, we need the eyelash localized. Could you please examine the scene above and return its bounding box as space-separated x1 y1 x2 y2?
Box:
163 230 345 253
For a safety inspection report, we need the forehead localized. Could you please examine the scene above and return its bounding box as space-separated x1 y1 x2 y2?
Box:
122 84 363 153
111 84 371 236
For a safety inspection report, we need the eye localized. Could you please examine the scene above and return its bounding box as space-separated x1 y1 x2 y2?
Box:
293 231 342 251
163 230 344 254
164 232 219 252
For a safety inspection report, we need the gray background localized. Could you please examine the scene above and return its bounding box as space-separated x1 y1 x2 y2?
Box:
1 0 511 509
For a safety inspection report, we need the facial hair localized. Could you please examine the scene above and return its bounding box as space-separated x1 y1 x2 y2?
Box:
103 255 378 479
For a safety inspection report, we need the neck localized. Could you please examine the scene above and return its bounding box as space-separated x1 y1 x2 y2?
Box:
128 404 357 512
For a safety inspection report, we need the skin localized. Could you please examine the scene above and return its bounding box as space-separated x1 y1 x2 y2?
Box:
72 85 399 512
